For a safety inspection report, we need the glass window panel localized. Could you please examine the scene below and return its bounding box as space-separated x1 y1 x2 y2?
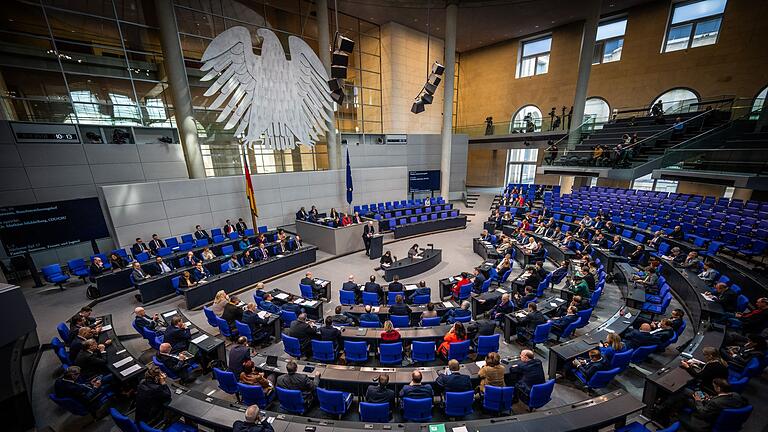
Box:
145 97 167 120
512 105 542 131
506 163 522 184
361 71 380 90
584 98 611 122
361 88 381 106
633 173 654 191
752 86 767 114
219 3 267 26
114 0 154 25
109 93 141 121
519 56 536 78
360 52 380 73
592 41 604 64
652 88 699 113
362 106 381 123
665 24 693 52
46 9 123 49
521 164 537 184
359 35 380 55
521 37 551 57
175 7 226 39
602 38 623 62
120 22 162 54
0 33 61 73
43 0 116 18
363 121 382 134
2 1 50 36
0 65 69 100
359 20 379 36
596 18 627 41
691 17 721 47
54 40 131 78
671 0 727 24
535 54 549 75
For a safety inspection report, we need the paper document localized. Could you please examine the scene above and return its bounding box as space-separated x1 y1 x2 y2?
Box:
550 302 558 307
115 349 127 355
701 293 715 301
405 284 418 291
257 311 270 319
163 311 178 318
184 321 192 327
304 301 318 307
442 301 453 308
120 364 142 376
453 427 469 432
475 361 486 367
113 357 133 368
372 307 380 313
275 293 289 300
496 288 506 293
191 334 209 344
100 324 113 332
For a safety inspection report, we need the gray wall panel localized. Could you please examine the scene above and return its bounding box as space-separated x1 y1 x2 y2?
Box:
90 163 146 184
34 184 98 202
83 144 140 164
110 202 168 227
101 182 162 207
137 143 185 162
159 178 207 200
18 144 88 166
0 167 31 190
164 197 212 219
0 145 22 167
26 165 93 188
142 161 189 180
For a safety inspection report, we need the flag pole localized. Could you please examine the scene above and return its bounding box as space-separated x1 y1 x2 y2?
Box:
242 143 258 231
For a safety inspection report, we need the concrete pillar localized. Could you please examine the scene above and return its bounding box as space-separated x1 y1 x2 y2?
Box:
568 0 601 149
156 0 206 179
440 1 458 199
316 0 340 170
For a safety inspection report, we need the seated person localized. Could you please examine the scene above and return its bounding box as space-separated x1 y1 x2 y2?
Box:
472 267 487 294
256 243 270 260
364 275 383 302
287 313 317 358
600 333 628 363
516 302 548 343
341 275 358 293
420 303 438 322
677 251 701 269
399 370 433 400
156 342 197 384
680 347 729 395
623 323 660 349
194 225 211 241
380 320 401 344
226 254 241 270
365 374 395 408
508 350 545 399
435 359 472 395
661 246 685 264
178 271 196 289
258 294 281 314
679 378 748 432
628 244 645 265
733 297 768 333
722 333 767 370
241 250 255 265
572 349 609 382
330 305 357 326
149 256 174 276
201 247 215 261
668 225 684 240
183 251 201 267
438 322 468 359
241 303 271 345
451 272 472 299
164 316 192 354
300 271 324 299
632 266 658 289
379 251 394 269
407 244 422 259
318 316 343 353
135 364 172 426
88 257 108 282
276 360 320 405
387 274 404 292
444 300 472 324
74 339 109 380
239 360 274 396
228 336 251 377
550 306 579 337
550 260 569 284
191 262 211 281
359 304 380 324
479 229 492 242
477 352 506 396
54 365 107 410
296 207 308 221
514 285 538 308
107 252 126 269
565 274 590 298
489 293 516 324
407 280 431 303
389 294 412 317
654 319 677 345
134 307 164 334
706 282 739 313
221 295 244 330
131 261 150 283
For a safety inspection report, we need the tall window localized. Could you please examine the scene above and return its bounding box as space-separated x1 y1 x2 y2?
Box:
584 97 611 123
593 18 627 64
632 173 678 192
517 36 551 78
664 0 727 52
752 86 767 116
505 148 539 185
652 88 699 115
511 105 542 133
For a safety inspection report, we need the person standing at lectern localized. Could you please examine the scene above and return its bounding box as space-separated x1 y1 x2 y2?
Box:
363 221 375 256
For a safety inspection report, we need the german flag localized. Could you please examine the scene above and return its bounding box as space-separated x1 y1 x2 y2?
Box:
243 147 258 218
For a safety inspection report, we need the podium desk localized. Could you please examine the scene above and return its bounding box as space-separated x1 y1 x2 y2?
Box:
383 248 442 282
295 219 365 255
369 234 383 259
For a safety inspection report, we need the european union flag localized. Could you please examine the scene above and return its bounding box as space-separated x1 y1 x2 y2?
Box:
345 147 353 204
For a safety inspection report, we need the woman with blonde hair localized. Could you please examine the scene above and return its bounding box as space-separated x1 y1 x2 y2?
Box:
211 290 229 316
380 320 401 343
600 333 627 363
477 352 505 396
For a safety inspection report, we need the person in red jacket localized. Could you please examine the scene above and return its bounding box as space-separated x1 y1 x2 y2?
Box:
340 213 352 226
451 272 472 300
438 322 468 359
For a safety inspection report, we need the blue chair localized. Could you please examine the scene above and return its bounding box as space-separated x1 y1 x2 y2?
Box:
194 239 208 248
312 340 336 363
42 264 70 289
610 349 634 372
453 315 471 324
339 290 356 305
362 292 379 306
280 310 297 328
258 225 268 233
111 408 139 431
276 387 306 414
380 342 403 365
447 340 470 361
216 316 234 338
221 245 235 255
711 405 752 432
57 322 71 343
360 320 380 328
219 262 231 273
576 308 593 328
411 340 436 363
728 376 749 393
522 321 552 347
299 284 314 299
521 378 555 411
402 397 432 422
630 344 658 364
202 306 218 328
476 334 500 356
344 340 369 363
50 393 90 416
213 235 225 243
213 367 238 394
181 234 194 244
735 295 749 313
387 292 399 305
170 276 182 295
421 316 442 326
157 247 173 256
455 283 472 301
482 385 514 414
235 320 253 343
237 383 274 409
552 317 582 340
390 315 410 327
413 294 430 304
282 335 302 358
135 251 151 262
445 391 474 418
617 421 680 432
359 402 390 422
67 258 90 282
575 367 620 390
317 388 353 419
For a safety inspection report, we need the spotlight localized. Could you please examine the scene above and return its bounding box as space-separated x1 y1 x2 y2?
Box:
427 73 441 86
335 34 355 53
410 61 444 115
328 78 345 104
424 82 438 95
328 33 355 102
421 93 434 105
411 98 425 114
431 62 445 76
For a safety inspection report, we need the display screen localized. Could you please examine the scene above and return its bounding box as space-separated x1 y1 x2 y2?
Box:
0 198 110 256
408 170 441 193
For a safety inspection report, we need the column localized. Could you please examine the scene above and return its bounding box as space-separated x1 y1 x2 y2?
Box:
567 0 601 149
156 0 206 178
316 0 340 170
440 1 458 199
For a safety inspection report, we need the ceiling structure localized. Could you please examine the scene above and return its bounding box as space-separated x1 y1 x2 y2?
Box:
333 0 660 52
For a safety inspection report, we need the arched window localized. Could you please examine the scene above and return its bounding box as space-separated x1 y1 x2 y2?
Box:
651 88 699 115
511 105 542 133
752 85 767 115
584 97 611 124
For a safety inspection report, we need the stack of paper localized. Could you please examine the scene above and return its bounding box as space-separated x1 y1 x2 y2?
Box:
100 324 113 332
442 301 453 308
275 293 289 300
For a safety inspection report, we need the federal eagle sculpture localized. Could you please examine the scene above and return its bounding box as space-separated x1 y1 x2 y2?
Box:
200 27 333 150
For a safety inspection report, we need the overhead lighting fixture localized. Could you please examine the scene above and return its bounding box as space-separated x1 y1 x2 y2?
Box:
327 32 356 104
411 98 425 114
410 61 444 115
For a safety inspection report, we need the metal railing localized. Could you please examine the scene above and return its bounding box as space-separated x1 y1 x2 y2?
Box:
664 148 768 175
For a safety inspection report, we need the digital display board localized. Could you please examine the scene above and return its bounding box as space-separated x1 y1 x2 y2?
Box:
0 198 110 256
408 170 441 193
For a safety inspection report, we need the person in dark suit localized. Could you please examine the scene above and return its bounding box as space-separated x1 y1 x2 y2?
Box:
472 267 487 294
365 374 395 408
364 275 382 301
679 378 748 432
236 218 248 235
157 342 196 383
287 313 318 357
623 323 660 349
296 207 308 221
148 256 174 276
407 280 431 303
300 271 324 299
330 305 357 326
194 225 211 242
148 234 165 253
132 237 151 256
387 274 404 292
359 305 380 324
363 221 375 256
192 262 211 281
163 316 191 354
135 363 172 425
222 296 244 330
399 370 434 400
69 327 99 363
668 308 686 333
507 350 545 398
88 257 108 282
134 307 164 334
681 346 729 395
317 316 342 353
572 349 608 381
435 359 472 396
233 405 275 432
276 360 320 405
444 301 472 324
516 302 548 343
389 294 412 317
709 282 739 313
241 303 270 345
514 285 538 308
74 339 109 380
259 294 282 314
550 306 579 337
54 366 106 410
342 275 358 292
654 319 677 345
256 243 270 261
131 261 150 285
489 293 516 325
228 337 252 377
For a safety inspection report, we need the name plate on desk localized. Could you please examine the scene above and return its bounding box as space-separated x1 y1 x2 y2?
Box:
192 334 209 344
100 324 113 331
120 364 142 376
113 357 133 368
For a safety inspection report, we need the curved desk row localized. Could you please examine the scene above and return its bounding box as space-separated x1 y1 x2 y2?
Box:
99 314 147 382
266 288 325 320
342 300 458 321
159 308 227 369
384 249 442 282
167 383 643 432
392 215 467 239
657 261 724 332
334 324 453 345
